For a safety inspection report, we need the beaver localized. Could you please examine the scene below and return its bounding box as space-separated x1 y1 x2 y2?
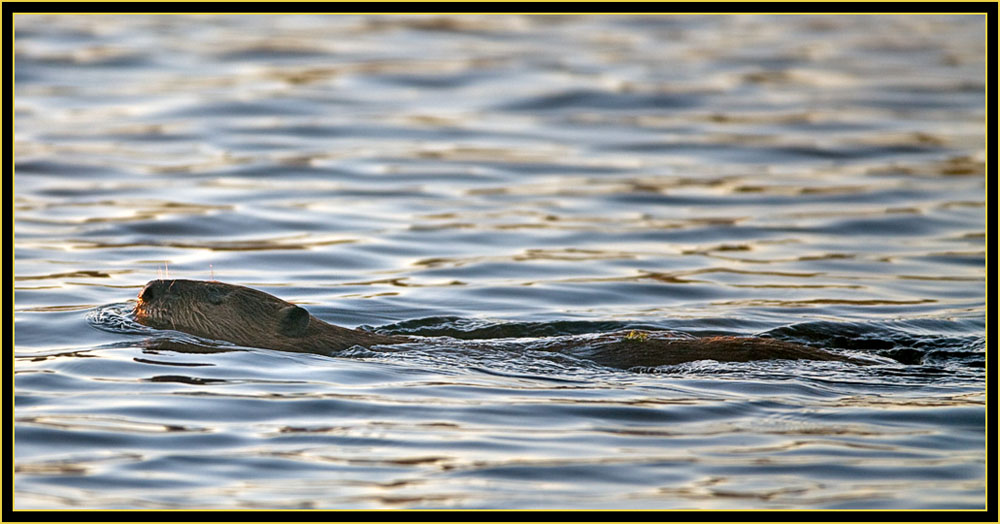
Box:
133 279 869 367
135 279 404 353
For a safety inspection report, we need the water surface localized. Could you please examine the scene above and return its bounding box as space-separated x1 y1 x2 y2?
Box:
13 14 986 510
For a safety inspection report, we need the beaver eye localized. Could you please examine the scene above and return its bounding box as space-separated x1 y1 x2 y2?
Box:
140 284 157 302
278 305 309 337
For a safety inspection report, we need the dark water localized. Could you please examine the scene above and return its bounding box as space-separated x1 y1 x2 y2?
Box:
13 15 986 509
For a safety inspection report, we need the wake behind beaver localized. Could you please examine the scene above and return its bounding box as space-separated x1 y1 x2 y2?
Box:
133 279 872 369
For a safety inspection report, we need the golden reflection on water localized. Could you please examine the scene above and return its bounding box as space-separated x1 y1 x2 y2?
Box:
829 392 985 409
15 304 104 313
15 270 121 281
712 298 937 307
15 200 231 225
16 415 204 434
18 235 358 252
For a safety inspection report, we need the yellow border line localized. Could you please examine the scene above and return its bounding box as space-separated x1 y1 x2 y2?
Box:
7 11 991 514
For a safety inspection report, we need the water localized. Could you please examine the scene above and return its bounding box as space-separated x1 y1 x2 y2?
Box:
12 14 986 510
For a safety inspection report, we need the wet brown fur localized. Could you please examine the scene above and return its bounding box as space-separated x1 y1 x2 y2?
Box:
135 279 404 354
134 279 865 366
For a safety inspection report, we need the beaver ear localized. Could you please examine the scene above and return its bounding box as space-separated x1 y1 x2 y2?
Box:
207 287 231 305
278 305 310 337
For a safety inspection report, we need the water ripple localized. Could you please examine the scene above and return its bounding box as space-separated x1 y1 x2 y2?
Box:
14 13 985 510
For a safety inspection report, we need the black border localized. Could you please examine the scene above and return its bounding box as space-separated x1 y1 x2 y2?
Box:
5 2 996 522
6 507 997 523
3 2 996 14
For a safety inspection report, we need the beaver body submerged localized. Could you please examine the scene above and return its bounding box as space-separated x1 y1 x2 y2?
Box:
134 279 865 367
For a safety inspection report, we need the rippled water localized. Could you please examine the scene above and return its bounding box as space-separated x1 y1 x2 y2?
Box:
13 14 987 510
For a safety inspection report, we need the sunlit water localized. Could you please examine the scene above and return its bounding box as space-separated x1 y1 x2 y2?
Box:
13 14 986 510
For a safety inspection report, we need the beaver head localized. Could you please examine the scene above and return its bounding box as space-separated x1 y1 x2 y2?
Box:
134 279 311 348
